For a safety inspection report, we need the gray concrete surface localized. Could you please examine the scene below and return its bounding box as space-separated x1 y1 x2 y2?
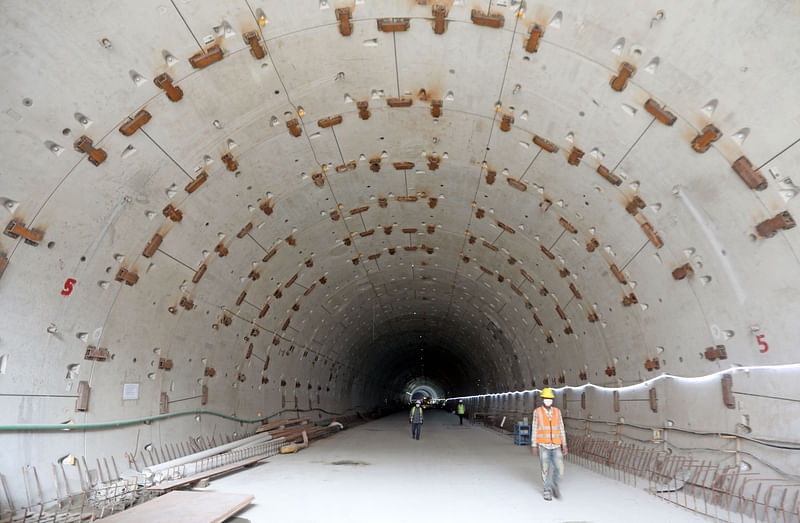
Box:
206 410 709 523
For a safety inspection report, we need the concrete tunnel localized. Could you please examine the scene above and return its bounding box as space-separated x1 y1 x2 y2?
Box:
1 0 799 521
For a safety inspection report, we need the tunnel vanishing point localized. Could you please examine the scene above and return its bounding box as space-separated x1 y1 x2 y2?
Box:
0 0 799 520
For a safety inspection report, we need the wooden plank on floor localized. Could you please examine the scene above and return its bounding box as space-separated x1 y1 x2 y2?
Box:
146 455 270 492
255 417 309 434
103 491 254 523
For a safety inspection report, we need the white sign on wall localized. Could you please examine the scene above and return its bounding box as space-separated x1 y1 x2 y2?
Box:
122 383 140 400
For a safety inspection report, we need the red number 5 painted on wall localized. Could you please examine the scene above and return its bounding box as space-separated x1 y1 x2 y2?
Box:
756 334 768 353
61 278 76 296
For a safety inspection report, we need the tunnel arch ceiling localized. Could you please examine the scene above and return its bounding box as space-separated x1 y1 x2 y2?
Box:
1 0 799 433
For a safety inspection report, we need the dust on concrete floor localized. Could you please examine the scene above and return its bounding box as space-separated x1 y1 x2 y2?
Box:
199 410 710 523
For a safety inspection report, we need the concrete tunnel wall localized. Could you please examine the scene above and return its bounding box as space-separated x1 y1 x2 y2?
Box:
1 0 799 508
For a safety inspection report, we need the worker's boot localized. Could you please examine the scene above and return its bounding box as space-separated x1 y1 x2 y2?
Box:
551 485 560 499
543 490 552 501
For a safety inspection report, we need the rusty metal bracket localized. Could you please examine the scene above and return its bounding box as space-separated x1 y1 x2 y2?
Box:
756 211 796 238
567 147 584 166
349 206 369 215
731 156 768 190
691 124 721 153
610 62 636 92
525 24 544 53
192 263 207 283
641 221 664 248
214 241 228 257
644 99 676 126
393 161 414 170
4 220 43 246
370 158 382 172
142 233 163 258
427 155 440 170
485 169 496 185
357 101 370 120
610 264 627 284
500 114 514 132
115 267 139 286
162 204 183 222
586 238 599 252
318 115 342 128
263 248 277 263
559 267 570 278
74 136 107 166
475 208 485 219
541 245 555 259
432 5 447 34
185 170 208 193
119 109 151 136
644 357 660 371
84 346 110 362
721 374 735 408
520 269 535 283
335 161 357 173
154 73 183 102
533 135 558 153
286 118 302 137
359 229 374 237
471 9 504 28
596 164 622 186
387 97 413 107
496 221 515 234
483 241 498 251
507 177 527 191
559 217 577 233
672 263 693 280
311 171 326 187
221 152 237 171
704 345 728 361
237 222 253 239
555 305 567 321
569 283 582 299
158 358 173 371
377 18 409 32
336 7 352 36
622 292 638 306
430 99 442 118
243 31 266 59
626 195 646 215
189 45 224 69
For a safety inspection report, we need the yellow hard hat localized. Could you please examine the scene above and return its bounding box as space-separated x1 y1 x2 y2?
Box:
541 388 555 399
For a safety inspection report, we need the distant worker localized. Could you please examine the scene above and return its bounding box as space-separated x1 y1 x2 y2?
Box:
457 400 466 425
531 388 567 501
409 400 424 440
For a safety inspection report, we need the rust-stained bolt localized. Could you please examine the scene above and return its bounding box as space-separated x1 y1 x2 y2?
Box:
162 204 183 222
258 302 270 318
540 197 553 212
525 24 544 53
369 158 381 172
378 197 388 208
428 197 438 208
644 357 660 371
497 274 504 282
274 288 283 299
644 98 676 126
311 171 326 187
672 263 694 280
564 325 573 335
587 311 599 323
214 242 228 257
352 257 360 265
579 370 587 381
510 283 523 296
388 247 396 255
462 255 470 263
622 292 638 306
357 101 371 120
475 208 485 219
533 313 543 326
119 109 151 136
205 367 216 377
427 155 441 170
533 135 558 153
154 73 183 102
185 171 207 193
189 45 224 69
539 286 548 296
691 124 722 153
74 136 107 166
545 333 554 344
586 238 599 252
248 270 260 281
468 235 476 244
221 152 238 171
359 229 375 237
471 9 504 28
559 267 570 278
336 7 352 36
605 365 616 377
756 211 795 238
610 62 636 92
427 224 435 234
625 195 646 215
500 114 514 132
260 199 274 215
220 313 232 326
596 164 622 186
330 209 340 221
383 226 392 235
286 235 296 246
567 147 584 166
432 4 447 34
286 118 302 137
731 156 768 191
243 31 266 59
485 169 496 185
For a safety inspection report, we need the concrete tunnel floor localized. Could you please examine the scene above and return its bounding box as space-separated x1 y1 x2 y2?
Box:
199 410 709 523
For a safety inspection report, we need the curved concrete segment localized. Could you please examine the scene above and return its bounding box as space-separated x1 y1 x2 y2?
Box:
0 0 798 516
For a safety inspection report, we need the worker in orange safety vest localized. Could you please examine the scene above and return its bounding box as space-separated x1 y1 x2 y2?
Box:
531 388 568 501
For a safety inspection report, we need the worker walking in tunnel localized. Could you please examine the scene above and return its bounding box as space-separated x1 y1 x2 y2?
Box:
457 400 466 425
531 388 568 501
409 400 424 440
